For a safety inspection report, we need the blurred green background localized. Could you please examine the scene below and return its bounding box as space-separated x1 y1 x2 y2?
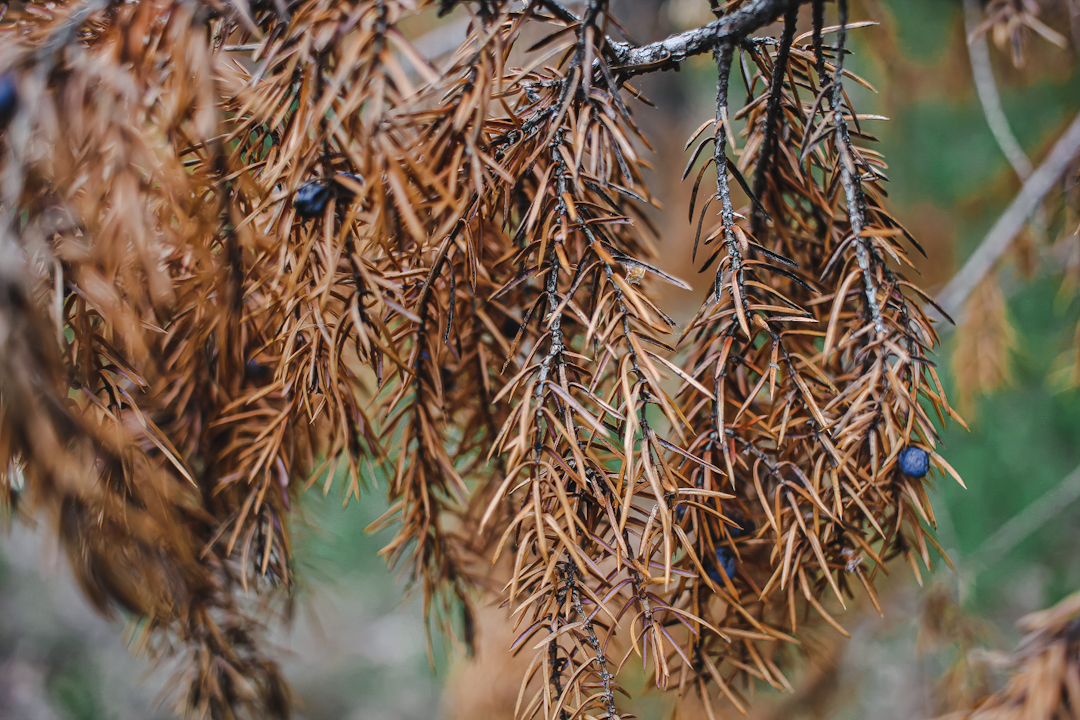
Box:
2 1 1079 718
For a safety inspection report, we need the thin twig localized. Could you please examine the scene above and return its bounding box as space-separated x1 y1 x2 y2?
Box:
963 0 1033 180
962 0 1048 242
936 112 1080 320
811 0 826 82
568 563 620 720
708 41 746 460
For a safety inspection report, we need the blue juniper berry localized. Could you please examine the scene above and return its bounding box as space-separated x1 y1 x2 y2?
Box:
245 359 273 382
293 181 333 218
898 446 930 478
704 519 750 584
292 174 362 218
706 547 737 585
0 73 17 129
675 502 688 522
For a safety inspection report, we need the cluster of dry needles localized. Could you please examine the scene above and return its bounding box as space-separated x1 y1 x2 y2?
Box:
0 0 1070 718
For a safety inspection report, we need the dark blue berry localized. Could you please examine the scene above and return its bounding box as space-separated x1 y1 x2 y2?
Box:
333 173 363 197
705 547 736 585
898 446 930 478
501 315 522 338
728 520 751 538
0 73 18 129
245 359 272 381
293 174 362 218
293 181 332 218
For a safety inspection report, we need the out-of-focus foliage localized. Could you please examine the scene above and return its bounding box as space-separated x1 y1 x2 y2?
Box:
941 591 1080 720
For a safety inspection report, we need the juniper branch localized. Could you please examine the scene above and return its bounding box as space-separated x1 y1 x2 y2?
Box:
750 4 799 237
567 563 620 720
827 0 885 334
607 0 805 78
708 40 744 447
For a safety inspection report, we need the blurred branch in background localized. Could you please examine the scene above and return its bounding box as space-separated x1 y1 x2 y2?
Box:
958 461 1080 601
963 0 1048 243
964 0 1035 181
936 112 1080 320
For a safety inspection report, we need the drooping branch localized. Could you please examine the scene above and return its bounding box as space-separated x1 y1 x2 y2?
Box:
566 563 619 720
711 39 740 308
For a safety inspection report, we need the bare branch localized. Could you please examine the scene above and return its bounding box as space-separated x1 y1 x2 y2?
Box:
608 0 803 77
962 0 1049 244
936 112 1080 320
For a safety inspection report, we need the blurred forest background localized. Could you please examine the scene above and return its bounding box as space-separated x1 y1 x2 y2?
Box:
2 0 1079 718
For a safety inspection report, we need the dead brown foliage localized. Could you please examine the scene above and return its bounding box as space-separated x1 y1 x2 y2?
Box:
941 592 1080 720
0 0 976 718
